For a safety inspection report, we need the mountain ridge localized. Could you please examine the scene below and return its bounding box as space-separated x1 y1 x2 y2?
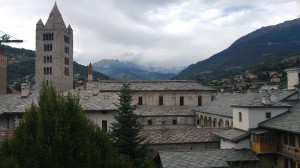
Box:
175 18 300 80
92 59 181 80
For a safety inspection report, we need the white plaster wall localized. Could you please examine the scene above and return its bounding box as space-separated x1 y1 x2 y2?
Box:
220 138 250 149
233 107 249 130
233 107 289 131
248 107 289 129
86 111 116 132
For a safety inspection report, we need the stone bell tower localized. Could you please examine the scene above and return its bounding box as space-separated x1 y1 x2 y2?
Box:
35 2 73 91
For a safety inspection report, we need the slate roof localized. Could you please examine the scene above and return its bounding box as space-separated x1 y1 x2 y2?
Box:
140 128 227 144
134 106 196 116
97 80 215 91
0 94 38 114
195 91 295 117
159 149 259 168
259 101 300 134
213 128 249 142
0 91 119 114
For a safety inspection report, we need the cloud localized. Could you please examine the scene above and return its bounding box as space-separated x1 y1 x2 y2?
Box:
1 0 300 68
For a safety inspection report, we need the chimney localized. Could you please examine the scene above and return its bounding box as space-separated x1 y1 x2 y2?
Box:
285 68 300 90
262 94 273 105
21 83 30 98
88 63 93 82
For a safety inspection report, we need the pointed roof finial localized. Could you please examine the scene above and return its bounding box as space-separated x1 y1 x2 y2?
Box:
44 2 66 29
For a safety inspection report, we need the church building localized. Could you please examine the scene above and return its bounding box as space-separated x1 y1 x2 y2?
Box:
35 2 73 91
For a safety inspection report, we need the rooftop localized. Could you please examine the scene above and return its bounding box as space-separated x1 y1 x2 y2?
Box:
140 128 227 145
213 128 249 142
195 91 295 117
96 80 215 91
259 100 300 134
159 149 259 168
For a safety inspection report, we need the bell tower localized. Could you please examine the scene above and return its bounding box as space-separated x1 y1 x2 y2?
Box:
35 2 73 91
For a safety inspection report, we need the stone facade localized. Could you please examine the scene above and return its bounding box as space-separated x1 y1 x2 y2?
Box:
35 3 73 91
0 51 7 94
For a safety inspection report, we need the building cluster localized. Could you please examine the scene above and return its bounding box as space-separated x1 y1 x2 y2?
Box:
0 3 300 168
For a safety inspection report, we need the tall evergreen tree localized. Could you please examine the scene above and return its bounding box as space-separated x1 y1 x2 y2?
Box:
111 81 153 168
0 83 132 168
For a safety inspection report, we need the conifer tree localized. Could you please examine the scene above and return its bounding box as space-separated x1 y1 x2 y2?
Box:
0 83 131 168
111 81 153 168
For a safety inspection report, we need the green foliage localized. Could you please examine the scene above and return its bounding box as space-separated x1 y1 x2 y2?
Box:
13 82 21 92
0 83 131 168
111 81 154 168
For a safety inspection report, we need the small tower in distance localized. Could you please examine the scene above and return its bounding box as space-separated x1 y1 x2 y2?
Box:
0 48 7 94
35 2 73 91
88 63 93 82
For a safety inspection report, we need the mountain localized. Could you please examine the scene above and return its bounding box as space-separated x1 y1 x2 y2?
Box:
92 59 177 80
176 18 300 80
2 45 109 81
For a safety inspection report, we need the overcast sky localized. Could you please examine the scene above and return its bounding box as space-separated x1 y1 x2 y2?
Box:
1 0 300 68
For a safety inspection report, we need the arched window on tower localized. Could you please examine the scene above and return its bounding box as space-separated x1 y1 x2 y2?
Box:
47 67 49 74
44 44 47 51
47 56 49 63
50 67 52 74
44 56 46 63
50 55 52 63
50 44 52 51
46 33 49 40
43 67 46 74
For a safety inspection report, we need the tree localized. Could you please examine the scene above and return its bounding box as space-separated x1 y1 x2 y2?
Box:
0 83 131 168
111 81 153 168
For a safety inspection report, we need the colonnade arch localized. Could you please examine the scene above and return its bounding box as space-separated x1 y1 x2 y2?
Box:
196 114 232 128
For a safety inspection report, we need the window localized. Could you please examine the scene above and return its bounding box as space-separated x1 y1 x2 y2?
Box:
290 134 295 146
211 95 215 101
266 112 271 119
102 120 107 132
197 119 200 126
239 112 242 122
138 96 143 105
180 96 184 106
299 135 300 148
198 96 202 106
44 56 46 63
148 119 152 125
102 111 107 114
284 158 295 168
159 96 163 105
283 133 295 146
173 119 177 125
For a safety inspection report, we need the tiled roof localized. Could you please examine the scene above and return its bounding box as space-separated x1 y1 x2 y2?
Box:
213 128 249 142
259 101 300 134
194 93 262 117
159 149 259 168
195 92 295 117
97 80 215 91
140 128 227 144
134 106 196 116
0 94 38 114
